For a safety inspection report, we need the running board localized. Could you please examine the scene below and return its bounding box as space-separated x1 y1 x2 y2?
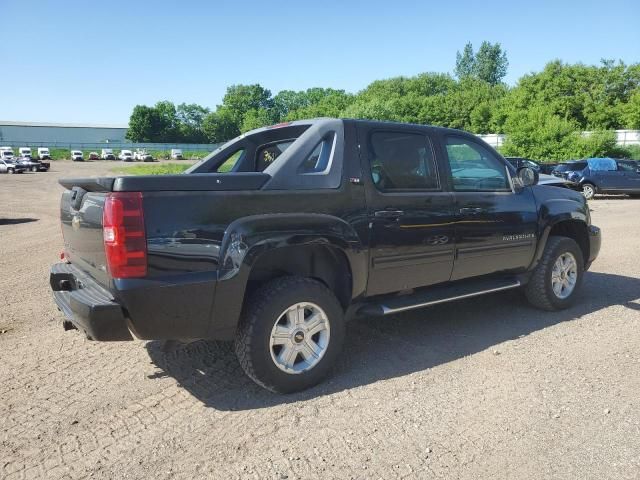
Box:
360 277 521 316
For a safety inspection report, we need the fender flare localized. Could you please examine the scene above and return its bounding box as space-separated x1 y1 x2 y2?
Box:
208 213 368 339
530 201 590 270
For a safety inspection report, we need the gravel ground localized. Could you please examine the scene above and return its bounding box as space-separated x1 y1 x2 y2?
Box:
1 161 639 479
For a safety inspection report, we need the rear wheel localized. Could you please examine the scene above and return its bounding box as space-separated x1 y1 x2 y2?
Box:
235 276 345 393
582 183 596 199
525 236 584 311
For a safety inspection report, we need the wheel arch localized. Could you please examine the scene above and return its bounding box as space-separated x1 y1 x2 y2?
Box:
208 214 367 340
531 218 590 270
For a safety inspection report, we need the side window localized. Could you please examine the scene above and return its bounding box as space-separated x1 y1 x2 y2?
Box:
215 149 245 173
445 136 510 191
256 140 294 172
617 161 636 172
369 131 439 191
298 133 335 174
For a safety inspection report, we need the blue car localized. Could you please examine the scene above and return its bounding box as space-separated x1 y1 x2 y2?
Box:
566 158 640 199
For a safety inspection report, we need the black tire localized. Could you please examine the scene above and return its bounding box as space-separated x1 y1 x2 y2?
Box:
525 236 584 311
235 276 345 393
581 182 596 200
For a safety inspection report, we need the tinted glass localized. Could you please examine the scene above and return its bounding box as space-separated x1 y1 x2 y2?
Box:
256 141 294 172
369 131 439 191
445 136 509 191
216 149 244 173
299 134 335 174
617 160 638 172
567 162 588 171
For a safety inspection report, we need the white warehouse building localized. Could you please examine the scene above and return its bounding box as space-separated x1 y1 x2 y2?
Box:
0 120 128 145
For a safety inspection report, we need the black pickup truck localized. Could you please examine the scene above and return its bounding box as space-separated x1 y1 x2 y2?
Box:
50 119 601 393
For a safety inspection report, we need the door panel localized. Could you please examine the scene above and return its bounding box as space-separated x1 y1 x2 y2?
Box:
452 190 538 280
358 125 456 296
367 193 456 295
441 135 539 281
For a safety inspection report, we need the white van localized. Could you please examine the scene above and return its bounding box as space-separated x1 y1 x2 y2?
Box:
101 149 116 160
38 147 51 159
170 148 183 159
119 150 133 162
0 147 14 160
19 147 32 158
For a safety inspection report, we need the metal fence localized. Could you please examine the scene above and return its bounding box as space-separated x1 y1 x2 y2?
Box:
0 140 221 152
478 130 640 148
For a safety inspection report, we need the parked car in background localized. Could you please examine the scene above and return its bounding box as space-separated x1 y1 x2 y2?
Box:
14 156 50 172
133 149 153 162
537 173 572 188
505 157 541 172
19 147 32 158
88 152 100 160
119 150 134 162
170 148 183 159
101 149 116 160
565 157 640 199
71 150 84 162
0 147 15 160
552 161 587 179
539 163 559 175
38 147 51 160
0 159 26 174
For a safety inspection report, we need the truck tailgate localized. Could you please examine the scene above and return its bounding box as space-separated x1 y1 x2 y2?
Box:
61 187 111 287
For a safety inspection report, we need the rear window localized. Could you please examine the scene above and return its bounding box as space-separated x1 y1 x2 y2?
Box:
256 140 294 172
567 162 587 171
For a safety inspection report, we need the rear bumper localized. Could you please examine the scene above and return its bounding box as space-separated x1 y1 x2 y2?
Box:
586 224 601 268
50 263 225 341
50 263 133 341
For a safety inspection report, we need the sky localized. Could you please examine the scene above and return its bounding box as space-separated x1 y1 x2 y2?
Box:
1 0 639 124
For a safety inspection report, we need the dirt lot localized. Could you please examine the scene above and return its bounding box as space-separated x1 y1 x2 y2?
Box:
1 161 639 479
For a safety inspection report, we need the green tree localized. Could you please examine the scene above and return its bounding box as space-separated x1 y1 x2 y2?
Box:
454 41 508 85
222 84 273 125
455 42 475 80
621 89 640 129
176 103 210 142
126 105 164 142
474 41 508 85
500 105 621 160
241 108 276 133
153 101 179 141
202 107 239 143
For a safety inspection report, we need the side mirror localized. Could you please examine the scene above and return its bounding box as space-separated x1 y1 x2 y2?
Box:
517 166 539 187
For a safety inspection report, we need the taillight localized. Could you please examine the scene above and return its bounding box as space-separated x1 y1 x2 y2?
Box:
103 192 147 278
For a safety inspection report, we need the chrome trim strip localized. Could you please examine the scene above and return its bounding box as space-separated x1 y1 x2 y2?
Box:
381 281 521 315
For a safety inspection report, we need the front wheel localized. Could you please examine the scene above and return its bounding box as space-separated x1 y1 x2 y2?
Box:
582 183 596 199
7 168 14 174
525 236 584 311
235 276 345 393
31 166 38 172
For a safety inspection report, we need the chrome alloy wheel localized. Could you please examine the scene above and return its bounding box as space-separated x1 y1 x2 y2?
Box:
269 302 330 374
582 184 595 199
551 252 578 299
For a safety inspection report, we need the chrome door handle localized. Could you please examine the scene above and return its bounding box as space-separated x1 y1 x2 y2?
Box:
374 210 404 218
459 207 485 215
